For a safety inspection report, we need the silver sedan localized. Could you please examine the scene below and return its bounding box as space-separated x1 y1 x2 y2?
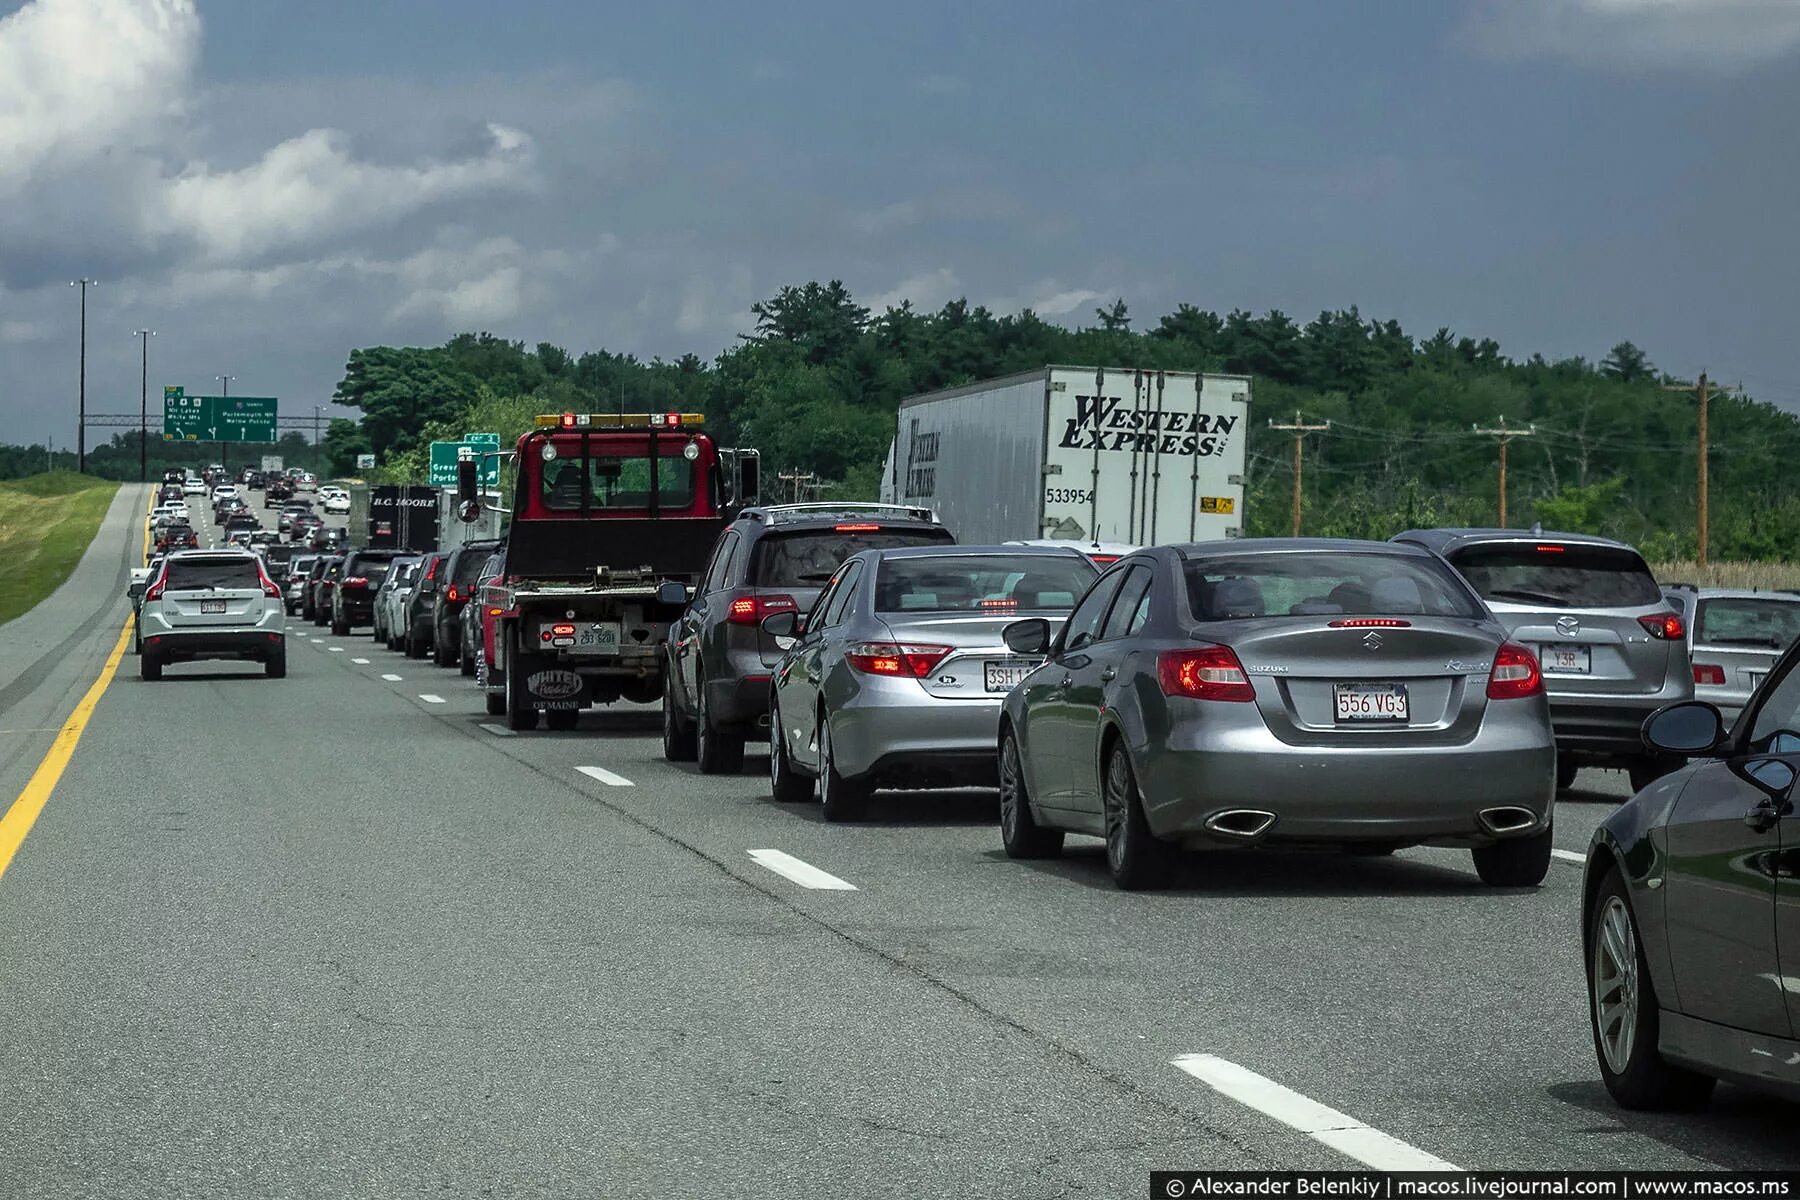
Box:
997 539 1559 890
762 546 1098 821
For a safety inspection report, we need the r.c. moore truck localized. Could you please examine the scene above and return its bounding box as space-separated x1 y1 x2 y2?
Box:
879 365 1250 547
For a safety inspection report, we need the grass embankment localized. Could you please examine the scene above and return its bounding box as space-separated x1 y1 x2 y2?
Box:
0 472 121 625
1651 561 1800 591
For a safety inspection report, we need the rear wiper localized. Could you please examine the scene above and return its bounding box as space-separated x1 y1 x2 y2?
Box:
1484 588 1569 607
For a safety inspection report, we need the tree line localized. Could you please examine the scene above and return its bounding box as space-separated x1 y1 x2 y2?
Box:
277 283 1800 558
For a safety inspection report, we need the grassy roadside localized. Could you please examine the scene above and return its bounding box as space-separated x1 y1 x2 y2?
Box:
0 472 121 626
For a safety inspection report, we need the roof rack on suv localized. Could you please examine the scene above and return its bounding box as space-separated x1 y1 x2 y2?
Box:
749 502 939 526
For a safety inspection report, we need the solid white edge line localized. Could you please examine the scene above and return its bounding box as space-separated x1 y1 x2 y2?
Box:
479 723 516 737
1551 848 1585 865
747 848 858 891
418 694 446 704
576 765 634 787
1172 1054 1460 1172
380 674 403 682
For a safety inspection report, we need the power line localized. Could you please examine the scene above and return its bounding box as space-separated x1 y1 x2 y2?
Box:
1267 410 1330 536
1470 417 1535 527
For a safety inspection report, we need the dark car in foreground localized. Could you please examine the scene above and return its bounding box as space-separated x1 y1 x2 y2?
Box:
1584 663 1800 1110
665 503 954 773
310 555 345 626
431 539 501 668
997 539 1558 890
330 549 404 634
1394 529 1691 792
399 551 447 656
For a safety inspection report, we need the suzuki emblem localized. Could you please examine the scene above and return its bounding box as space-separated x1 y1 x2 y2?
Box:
1556 616 1581 637
1362 631 1384 651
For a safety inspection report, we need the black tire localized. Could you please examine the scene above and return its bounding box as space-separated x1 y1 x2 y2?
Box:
662 664 698 762
1557 758 1579 790
999 727 1063 858
312 610 326 627
266 645 287 679
1344 844 1399 857
432 632 455 668
1471 825 1552 887
140 651 162 681
1587 867 1717 1110
818 713 870 822
1103 742 1175 890
504 629 538 731
768 697 812 802
132 623 142 656
695 675 745 775
404 632 421 659
1628 757 1679 794
331 618 348 637
459 645 476 676
544 707 579 732
485 689 506 717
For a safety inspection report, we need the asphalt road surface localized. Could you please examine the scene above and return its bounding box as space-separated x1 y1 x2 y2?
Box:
2 489 1795 1198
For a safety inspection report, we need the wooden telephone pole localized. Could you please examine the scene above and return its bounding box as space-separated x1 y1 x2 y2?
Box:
1267 410 1330 536
1663 373 1743 569
1471 417 1535 527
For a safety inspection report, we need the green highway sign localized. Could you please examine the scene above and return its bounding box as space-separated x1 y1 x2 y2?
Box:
161 392 279 443
429 434 502 487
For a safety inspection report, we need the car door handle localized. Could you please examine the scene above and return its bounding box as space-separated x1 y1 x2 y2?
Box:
1052 674 1073 692
1746 801 1782 833
1100 668 1116 682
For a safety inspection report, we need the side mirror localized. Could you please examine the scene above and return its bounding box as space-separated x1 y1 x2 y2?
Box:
457 498 482 524
1643 701 1725 757
761 610 799 639
658 581 690 607
1003 617 1051 656
456 460 478 509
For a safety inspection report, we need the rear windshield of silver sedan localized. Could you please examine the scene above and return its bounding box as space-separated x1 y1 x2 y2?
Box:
164 557 262 590
1449 544 1660 607
1695 596 1800 649
1183 553 1483 620
875 555 1095 613
751 528 954 587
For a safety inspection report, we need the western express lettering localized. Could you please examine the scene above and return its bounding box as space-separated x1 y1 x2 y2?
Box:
1058 394 1240 456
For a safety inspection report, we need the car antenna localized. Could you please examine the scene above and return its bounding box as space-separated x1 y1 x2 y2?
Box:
1529 522 1543 536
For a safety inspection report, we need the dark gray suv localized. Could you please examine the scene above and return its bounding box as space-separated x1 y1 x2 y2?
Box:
663 503 955 773
1393 528 1691 791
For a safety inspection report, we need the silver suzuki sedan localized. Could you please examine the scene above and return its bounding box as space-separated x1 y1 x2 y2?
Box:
763 545 1098 821
996 539 1558 890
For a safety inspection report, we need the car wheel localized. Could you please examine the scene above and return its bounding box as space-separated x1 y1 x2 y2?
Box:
695 675 745 775
1471 825 1552 887
662 663 698 763
1557 758 1579 790
1628 757 1680 794
1588 867 1717 1110
266 645 287 679
544 708 579 732
485 690 506 717
459 646 476 677
999 727 1063 859
331 618 348 637
503 630 538 731
768 697 811 802
132 623 142 656
433 633 455 668
1102 742 1174 890
140 650 162 681
818 713 870 822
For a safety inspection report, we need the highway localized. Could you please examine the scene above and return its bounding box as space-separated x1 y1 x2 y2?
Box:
1 487 1796 1198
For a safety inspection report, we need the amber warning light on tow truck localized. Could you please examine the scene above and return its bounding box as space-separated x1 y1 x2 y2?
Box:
535 412 705 429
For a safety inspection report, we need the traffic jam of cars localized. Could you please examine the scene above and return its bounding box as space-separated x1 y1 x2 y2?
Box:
128 391 1800 1118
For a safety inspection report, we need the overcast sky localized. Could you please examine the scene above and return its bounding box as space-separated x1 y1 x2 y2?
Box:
3 0 1798 447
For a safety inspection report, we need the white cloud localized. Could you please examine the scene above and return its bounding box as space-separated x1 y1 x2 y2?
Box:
1019 285 1109 318
0 318 51 343
0 0 198 194
153 123 535 261
1463 0 1800 71
868 268 961 313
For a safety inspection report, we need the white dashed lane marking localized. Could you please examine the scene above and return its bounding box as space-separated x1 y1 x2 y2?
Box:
1552 849 1585 866
747 849 857 891
576 765 634 787
351 657 369 664
381 674 403 682
479 724 516 737
418 694 446 704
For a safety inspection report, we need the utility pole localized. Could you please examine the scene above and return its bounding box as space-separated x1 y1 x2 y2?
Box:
1664 373 1744 569
314 405 323 445
777 470 815 504
135 330 155 483
1267 410 1330 537
216 375 235 472
1471 417 1536 527
71 279 95 473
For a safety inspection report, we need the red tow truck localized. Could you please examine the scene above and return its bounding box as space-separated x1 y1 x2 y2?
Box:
458 411 759 731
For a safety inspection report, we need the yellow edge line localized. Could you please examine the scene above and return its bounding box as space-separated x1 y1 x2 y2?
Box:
0 618 132 882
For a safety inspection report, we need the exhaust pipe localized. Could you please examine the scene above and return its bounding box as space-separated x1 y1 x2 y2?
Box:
1478 806 1539 836
1204 809 1277 840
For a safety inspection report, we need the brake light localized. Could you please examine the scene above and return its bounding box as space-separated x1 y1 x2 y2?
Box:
1535 545 1565 553
728 593 798 625
1157 646 1255 702
1328 618 1412 628
257 567 281 598
446 584 460 602
551 623 576 636
341 576 369 589
834 523 881 532
144 575 167 602
847 642 952 678
1088 554 1121 565
1487 643 1544 700
1638 613 1684 641
1694 663 1726 686
979 598 1018 609
425 558 439 580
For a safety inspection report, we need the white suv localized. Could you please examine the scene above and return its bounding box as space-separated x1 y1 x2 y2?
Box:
139 550 288 680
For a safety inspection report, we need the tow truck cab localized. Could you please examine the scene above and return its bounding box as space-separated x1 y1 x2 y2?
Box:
467 412 760 729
